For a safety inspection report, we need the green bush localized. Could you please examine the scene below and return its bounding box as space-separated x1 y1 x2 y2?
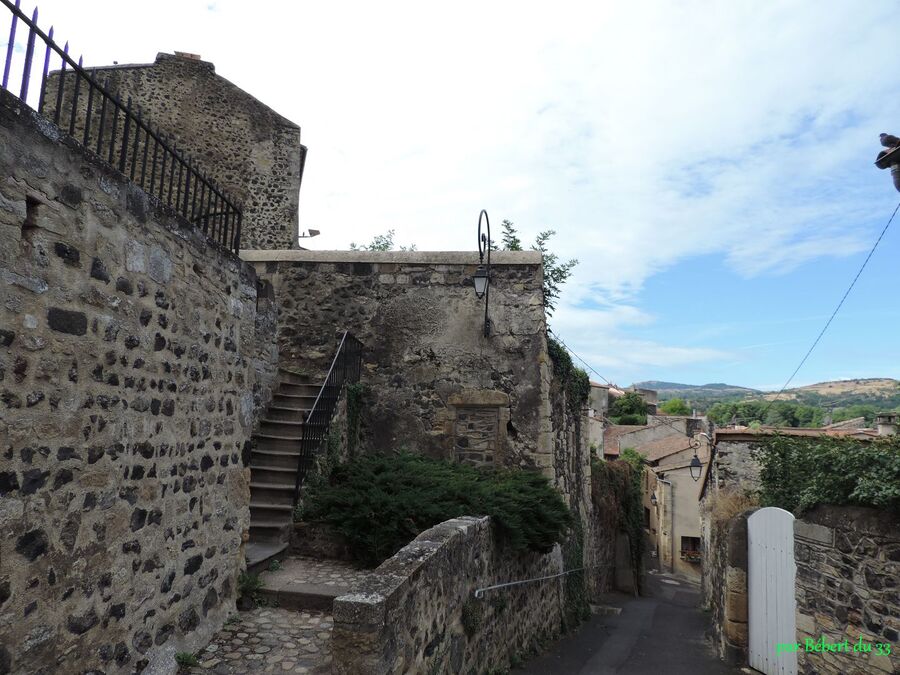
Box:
754 434 900 513
301 453 572 567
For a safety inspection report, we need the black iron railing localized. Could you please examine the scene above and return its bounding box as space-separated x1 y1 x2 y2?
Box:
295 332 363 504
1 0 242 253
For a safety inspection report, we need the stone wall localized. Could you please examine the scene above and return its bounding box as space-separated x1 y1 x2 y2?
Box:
331 516 566 675
794 505 899 675
45 52 306 250
709 438 761 496
703 509 754 665
244 249 554 475
0 89 278 673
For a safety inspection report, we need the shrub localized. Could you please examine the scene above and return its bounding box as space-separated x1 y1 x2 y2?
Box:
753 434 900 513
175 652 199 667
301 453 572 567
701 488 759 532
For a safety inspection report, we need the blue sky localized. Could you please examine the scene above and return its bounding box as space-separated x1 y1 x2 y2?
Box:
6 0 900 390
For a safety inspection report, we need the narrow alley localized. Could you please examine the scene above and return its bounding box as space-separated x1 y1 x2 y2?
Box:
516 571 746 675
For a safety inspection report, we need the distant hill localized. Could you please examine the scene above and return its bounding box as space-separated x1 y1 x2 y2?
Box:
633 381 761 400
633 378 900 412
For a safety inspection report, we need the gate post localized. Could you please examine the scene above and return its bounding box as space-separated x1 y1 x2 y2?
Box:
722 511 752 665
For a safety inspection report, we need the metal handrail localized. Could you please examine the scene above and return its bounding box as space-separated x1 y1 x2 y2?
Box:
1 0 243 253
294 331 364 504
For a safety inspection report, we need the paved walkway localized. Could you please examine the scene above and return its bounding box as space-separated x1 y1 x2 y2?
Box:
188 607 333 674
188 557 371 674
259 555 371 592
515 572 746 675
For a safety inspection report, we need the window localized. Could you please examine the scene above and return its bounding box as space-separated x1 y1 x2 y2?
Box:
643 507 650 529
680 536 701 563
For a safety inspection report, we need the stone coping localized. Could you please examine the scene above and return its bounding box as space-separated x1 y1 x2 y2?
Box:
332 515 489 626
239 249 542 265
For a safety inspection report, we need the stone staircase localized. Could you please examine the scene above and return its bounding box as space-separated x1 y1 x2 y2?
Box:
245 368 321 572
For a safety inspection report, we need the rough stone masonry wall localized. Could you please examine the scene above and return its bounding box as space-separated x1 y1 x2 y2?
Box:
245 250 554 475
548 374 604 601
45 52 305 250
794 505 899 675
704 509 753 666
0 89 278 674
710 439 761 495
331 516 566 675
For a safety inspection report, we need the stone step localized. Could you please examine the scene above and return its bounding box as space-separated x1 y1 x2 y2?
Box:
249 502 294 523
259 419 306 437
266 405 310 423
278 367 317 386
273 393 320 408
250 448 300 470
249 519 293 542
250 465 296 486
245 540 288 574
250 482 295 506
277 382 321 397
257 581 349 613
254 435 302 453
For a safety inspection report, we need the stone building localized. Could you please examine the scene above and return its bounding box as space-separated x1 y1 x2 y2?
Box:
45 52 307 250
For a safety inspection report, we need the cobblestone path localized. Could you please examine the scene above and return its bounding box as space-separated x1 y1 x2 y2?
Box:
188 607 334 674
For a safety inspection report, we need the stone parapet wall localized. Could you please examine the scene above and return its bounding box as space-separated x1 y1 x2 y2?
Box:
0 89 278 673
794 505 899 675
331 516 566 674
244 249 553 474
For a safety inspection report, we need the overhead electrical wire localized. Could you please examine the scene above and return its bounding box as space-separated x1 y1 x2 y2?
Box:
758 199 900 421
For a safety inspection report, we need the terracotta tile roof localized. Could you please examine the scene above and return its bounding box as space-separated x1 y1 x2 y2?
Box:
714 426 878 442
634 435 694 463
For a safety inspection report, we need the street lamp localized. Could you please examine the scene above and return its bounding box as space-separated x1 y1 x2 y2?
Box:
474 209 491 337
688 432 710 482
689 455 702 482
650 491 658 507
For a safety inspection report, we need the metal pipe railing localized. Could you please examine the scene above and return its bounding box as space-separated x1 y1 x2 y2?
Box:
294 332 364 504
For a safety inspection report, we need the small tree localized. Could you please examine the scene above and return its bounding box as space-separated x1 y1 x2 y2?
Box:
498 221 577 316
349 229 417 252
659 398 691 416
610 392 648 425
500 219 522 251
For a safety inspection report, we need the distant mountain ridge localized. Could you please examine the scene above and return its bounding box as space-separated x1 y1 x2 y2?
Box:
633 381 761 397
632 378 900 411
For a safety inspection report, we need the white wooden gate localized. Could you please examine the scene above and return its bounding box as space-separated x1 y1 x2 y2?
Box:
748 507 797 675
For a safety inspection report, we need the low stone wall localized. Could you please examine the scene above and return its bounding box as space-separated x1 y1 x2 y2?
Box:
0 89 278 673
794 505 899 675
331 516 566 674
704 509 754 665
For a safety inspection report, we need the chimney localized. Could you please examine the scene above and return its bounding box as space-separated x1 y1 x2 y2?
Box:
876 413 898 436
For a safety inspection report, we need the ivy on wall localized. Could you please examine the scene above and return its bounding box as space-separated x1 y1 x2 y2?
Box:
753 434 900 513
547 336 590 412
591 451 645 594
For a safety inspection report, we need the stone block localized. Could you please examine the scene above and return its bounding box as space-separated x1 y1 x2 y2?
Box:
725 590 748 623
724 618 748 645
795 520 835 546
796 611 815 634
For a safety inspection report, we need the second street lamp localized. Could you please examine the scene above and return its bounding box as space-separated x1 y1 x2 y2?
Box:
474 209 491 336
